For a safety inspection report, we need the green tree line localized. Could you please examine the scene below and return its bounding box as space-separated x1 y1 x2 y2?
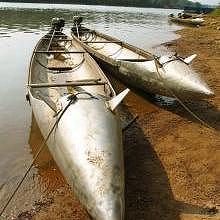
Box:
2 0 203 9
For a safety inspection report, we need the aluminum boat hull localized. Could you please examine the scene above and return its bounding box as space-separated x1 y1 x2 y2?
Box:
71 26 213 100
28 30 124 220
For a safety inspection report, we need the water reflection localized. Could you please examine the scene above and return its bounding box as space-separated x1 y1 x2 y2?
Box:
0 3 181 48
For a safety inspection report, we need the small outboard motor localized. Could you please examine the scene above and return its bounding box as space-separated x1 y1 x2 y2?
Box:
51 17 65 31
178 12 182 18
73 16 83 27
72 16 84 37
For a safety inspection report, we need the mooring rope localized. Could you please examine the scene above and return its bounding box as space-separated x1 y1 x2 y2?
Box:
0 95 76 217
154 57 213 129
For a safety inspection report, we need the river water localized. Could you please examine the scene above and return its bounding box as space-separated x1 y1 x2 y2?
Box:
0 3 181 219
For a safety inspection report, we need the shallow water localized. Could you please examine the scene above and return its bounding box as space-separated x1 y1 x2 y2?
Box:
0 2 181 218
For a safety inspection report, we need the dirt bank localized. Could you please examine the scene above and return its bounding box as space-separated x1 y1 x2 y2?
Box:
136 15 220 220
119 15 220 218
14 16 220 220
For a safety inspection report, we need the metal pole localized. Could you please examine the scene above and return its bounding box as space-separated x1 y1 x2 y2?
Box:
75 23 80 39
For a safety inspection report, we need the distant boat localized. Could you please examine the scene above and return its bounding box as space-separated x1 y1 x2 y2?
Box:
71 17 214 100
168 14 205 26
28 18 127 220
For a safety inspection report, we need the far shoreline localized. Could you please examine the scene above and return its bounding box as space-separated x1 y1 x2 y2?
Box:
0 1 183 10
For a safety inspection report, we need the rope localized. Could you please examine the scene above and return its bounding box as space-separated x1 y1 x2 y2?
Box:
153 57 213 129
159 55 189 66
89 42 106 51
108 46 123 58
35 50 86 73
0 95 76 217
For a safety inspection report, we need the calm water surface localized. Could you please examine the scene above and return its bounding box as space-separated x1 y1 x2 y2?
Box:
0 2 181 218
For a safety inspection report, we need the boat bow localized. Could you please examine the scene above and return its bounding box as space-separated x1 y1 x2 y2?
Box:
28 18 127 220
118 55 214 99
53 94 124 220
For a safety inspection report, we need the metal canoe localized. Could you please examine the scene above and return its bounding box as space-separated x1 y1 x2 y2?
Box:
28 23 125 220
71 24 214 100
168 16 205 26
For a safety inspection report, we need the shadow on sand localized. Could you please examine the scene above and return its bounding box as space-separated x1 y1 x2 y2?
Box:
108 71 219 219
121 105 219 220
120 104 180 220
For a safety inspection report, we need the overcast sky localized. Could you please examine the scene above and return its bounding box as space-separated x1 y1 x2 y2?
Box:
191 0 219 5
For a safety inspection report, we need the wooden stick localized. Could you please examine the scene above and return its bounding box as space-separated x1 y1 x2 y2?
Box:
83 41 122 44
42 38 72 41
34 50 85 54
28 81 106 88
117 58 149 62
65 78 101 82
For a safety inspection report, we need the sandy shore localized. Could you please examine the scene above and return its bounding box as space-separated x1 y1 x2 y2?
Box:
14 15 220 220
136 15 220 220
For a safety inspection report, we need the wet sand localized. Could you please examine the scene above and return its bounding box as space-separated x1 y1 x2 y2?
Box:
15 16 220 220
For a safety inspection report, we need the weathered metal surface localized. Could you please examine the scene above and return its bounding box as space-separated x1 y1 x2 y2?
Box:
119 57 214 99
28 30 125 220
71 27 214 100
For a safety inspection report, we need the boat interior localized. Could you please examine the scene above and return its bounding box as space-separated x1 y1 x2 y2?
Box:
72 26 154 62
28 29 115 114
